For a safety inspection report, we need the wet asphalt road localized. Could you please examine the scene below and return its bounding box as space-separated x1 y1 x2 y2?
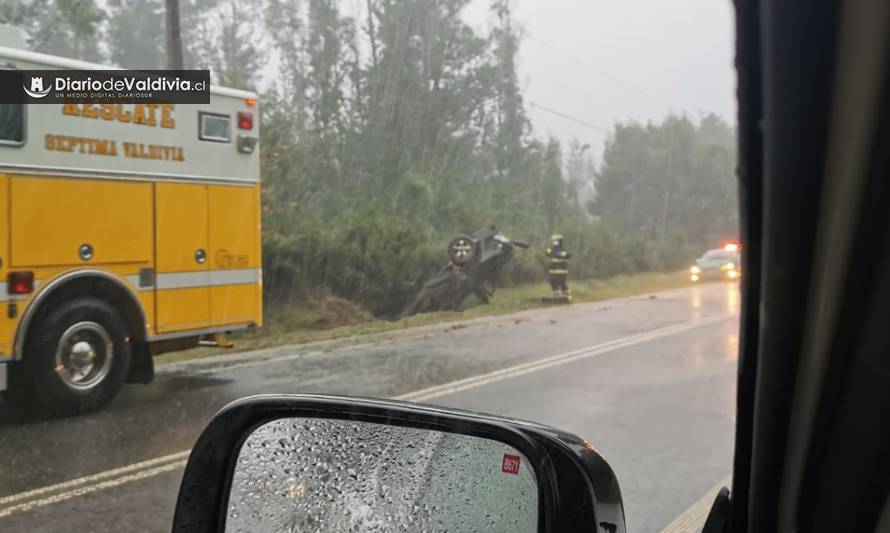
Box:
0 282 739 532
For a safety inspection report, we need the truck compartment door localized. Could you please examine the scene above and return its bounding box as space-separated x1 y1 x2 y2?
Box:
154 183 210 333
208 185 260 326
9 176 152 267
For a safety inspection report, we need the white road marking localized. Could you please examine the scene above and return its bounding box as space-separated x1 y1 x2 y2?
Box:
160 286 708 377
0 460 188 519
660 476 732 533
0 450 190 508
0 312 735 520
396 312 733 403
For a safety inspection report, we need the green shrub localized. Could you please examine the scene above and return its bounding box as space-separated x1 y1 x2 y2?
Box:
262 211 698 318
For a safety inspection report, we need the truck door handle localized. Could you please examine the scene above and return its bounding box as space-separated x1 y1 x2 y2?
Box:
195 249 207 264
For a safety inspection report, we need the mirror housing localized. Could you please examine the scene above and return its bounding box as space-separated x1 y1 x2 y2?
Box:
173 394 625 533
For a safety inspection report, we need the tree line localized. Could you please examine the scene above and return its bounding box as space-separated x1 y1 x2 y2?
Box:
4 0 738 316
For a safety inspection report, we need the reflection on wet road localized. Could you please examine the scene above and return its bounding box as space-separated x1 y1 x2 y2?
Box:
0 282 739 532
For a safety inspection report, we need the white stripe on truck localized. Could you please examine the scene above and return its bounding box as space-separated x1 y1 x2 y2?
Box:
0 269 260 300
155 268 260 290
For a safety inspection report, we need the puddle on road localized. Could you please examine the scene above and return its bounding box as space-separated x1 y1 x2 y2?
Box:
155 374 233 393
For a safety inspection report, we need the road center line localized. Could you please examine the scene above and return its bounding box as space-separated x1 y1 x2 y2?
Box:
0 450 190 508
0 460 189 519
397 312 733 402
0 312 735 520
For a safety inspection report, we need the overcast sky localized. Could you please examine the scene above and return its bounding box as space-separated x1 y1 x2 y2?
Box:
465 0 737 159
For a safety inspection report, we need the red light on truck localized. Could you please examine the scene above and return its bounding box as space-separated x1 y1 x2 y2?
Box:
245 97 256 107
7 271 34 295
237 112 253 130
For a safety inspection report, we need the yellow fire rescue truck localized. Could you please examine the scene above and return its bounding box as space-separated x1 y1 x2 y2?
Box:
0 29 262 415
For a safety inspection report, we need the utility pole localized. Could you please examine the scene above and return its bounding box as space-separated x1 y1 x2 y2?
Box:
165 0 184 70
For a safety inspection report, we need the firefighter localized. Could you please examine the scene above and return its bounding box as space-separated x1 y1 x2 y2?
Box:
545 234 571 299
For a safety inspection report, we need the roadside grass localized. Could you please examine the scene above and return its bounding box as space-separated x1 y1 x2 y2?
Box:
155 270 690 365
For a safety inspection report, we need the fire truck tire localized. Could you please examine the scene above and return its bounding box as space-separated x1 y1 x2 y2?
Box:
6 298 132 416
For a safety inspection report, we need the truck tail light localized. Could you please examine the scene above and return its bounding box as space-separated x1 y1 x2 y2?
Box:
7 271 34 295
237 112 253 130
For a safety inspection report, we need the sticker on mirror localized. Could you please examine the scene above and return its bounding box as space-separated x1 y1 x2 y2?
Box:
502 453 521 475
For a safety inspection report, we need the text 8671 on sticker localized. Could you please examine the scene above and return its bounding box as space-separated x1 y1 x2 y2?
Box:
501 453 521 475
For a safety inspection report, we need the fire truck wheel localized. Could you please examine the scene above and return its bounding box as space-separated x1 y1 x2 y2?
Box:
8 298 132 416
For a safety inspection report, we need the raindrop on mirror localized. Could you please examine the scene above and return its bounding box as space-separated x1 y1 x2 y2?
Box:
225 418 539 533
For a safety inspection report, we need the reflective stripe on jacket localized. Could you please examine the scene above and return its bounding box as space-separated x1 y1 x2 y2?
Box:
546 247 570 274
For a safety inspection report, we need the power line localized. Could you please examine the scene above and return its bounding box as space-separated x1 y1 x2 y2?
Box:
529 102 609 133
538 76 632 116
527 35 672 108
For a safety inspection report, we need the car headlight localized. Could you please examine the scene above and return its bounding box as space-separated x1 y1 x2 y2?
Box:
722 262 735 271
690 265 701 274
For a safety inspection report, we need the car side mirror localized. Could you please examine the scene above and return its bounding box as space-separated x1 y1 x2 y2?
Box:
172 394 625 533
